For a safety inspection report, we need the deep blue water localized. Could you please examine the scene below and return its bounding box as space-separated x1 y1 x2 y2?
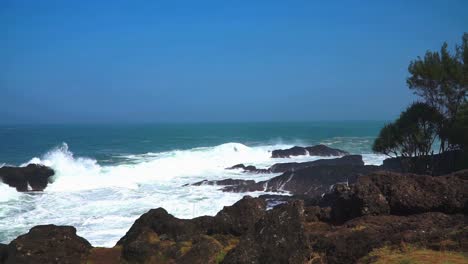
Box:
0 121 385 166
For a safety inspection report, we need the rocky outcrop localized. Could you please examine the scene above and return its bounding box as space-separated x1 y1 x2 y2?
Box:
269 154 364 173
321 170 468 224
0 164 54 192
308 212 467 264
3 225 91 264
271 144 349 158
223 165 380 196
2 169 467 264
116 196 266 263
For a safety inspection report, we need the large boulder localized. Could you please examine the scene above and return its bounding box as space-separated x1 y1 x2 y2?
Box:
0 164 54 192
271 144 349 158
4 225 91 264
322 170 468 223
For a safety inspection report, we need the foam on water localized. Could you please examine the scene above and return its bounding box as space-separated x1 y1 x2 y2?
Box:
0 141 386 246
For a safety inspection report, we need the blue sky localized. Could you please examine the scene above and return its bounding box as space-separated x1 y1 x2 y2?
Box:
1 0 467 123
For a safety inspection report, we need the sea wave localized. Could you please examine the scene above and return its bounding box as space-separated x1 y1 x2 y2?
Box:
0 141 387 246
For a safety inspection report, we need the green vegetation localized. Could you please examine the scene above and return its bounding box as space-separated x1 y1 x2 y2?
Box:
374 33 468 158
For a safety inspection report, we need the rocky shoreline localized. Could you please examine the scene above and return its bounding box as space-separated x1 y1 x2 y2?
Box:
1 145 467 263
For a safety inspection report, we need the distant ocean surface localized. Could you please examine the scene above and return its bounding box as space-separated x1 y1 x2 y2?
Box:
0 121 386 246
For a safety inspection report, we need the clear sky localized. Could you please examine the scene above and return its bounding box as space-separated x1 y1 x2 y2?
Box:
1 0 467 123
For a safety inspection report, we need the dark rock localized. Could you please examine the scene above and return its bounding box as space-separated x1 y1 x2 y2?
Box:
269 155 364 173
117 196 266 263
225 164 269 173
212 196 266 236
4 225 91 264
322 170 468 224
117 208 210 246
0 164 54 192
223 200 312 264
271 144 349 158
190 178 255 187
224 165 380 197
0 243 8 263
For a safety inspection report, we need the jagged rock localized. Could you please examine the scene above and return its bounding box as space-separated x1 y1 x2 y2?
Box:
3 225 91 264
271 144 349 158
212 196 266 236
322 170 468 223
0 164 54 192
269 155 364 173
223 200 312 264
117 196 266 263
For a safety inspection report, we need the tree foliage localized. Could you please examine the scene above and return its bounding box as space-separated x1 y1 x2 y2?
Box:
374 33 468 158
373 102 442 157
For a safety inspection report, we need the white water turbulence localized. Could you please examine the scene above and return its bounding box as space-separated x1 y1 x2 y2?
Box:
0 142 386 247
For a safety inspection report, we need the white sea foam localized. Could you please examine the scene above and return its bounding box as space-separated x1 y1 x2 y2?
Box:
0 142 385 246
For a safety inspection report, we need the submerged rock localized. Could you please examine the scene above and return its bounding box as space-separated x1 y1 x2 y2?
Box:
271 144 349 158
3 225 91 264
0 164 54 192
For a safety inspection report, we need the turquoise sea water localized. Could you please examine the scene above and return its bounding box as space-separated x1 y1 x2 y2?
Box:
0 121 386 246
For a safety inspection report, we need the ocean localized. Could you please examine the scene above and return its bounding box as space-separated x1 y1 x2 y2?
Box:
0 121 386 246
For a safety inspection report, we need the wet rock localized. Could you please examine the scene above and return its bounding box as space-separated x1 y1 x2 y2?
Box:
190 178 255 187
4 225 91 264
224 165 380 197
271 144 349 158
0 164 54 192
322 170 468 223
269 155 364 173
225 164 269 173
